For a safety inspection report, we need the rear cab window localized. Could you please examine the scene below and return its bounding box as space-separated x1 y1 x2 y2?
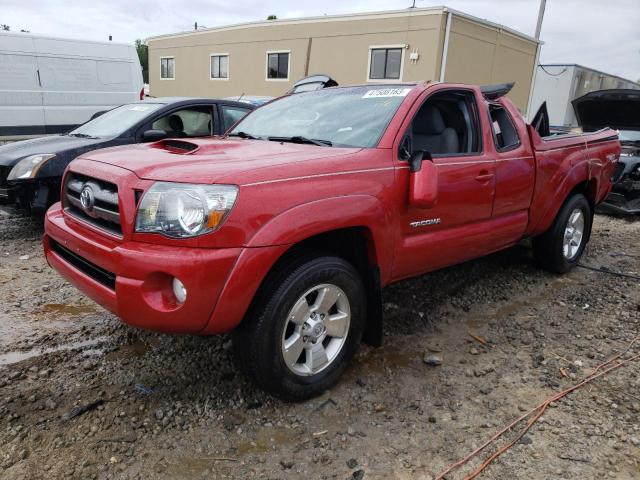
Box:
488 104 520 151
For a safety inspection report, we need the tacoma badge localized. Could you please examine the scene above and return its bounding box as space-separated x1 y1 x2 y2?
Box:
410 218 441 228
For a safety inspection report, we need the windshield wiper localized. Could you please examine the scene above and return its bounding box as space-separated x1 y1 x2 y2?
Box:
228 131 262 140
68 133 98 139
268 136 332 147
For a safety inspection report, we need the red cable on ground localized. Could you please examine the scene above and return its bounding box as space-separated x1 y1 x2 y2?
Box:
434 336 640 480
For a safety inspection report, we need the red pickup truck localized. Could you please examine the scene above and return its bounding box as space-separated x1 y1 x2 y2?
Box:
43 82 620 399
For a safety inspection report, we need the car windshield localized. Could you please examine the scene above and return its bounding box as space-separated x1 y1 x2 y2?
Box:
69 103 164 138
229 86 414 148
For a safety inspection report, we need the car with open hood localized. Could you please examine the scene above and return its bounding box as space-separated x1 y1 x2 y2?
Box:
572 89 640 214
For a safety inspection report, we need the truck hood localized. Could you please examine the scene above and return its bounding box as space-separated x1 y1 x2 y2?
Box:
572 89 640 132
80 138 363 185
0 135 109 167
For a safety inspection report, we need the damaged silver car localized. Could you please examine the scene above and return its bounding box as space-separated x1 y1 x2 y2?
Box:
573 89 640 214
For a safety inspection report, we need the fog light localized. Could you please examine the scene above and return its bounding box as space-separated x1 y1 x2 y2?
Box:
172 277 187 304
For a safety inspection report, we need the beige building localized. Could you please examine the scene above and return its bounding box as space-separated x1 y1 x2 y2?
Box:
148 7 541 114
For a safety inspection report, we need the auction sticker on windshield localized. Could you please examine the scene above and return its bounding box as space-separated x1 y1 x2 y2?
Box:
362 88 412 98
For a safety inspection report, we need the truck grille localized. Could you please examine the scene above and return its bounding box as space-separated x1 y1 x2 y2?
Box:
64 172 122 236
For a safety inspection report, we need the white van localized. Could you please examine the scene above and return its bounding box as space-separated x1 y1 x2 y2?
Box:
0 32 143 141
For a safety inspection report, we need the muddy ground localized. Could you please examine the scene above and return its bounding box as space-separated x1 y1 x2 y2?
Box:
0 206 638 480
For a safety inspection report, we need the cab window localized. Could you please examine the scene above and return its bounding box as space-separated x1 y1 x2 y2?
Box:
409 90 481 157
489 104 520 151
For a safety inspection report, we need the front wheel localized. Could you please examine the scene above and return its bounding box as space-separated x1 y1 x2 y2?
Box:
233 253 366 400
533 193 592 273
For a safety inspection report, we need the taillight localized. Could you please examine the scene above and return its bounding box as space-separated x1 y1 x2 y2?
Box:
140 87 145 100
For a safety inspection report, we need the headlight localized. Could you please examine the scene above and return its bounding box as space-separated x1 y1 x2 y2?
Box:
135 182 238 238
7 154 56 181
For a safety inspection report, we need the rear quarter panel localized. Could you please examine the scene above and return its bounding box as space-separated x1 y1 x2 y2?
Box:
526 127 620 236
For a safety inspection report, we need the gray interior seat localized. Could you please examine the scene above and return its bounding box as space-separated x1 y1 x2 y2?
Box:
168 114 186 137
412 106 459 155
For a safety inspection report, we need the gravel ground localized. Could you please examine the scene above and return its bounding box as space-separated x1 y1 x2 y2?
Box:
0 206 638 480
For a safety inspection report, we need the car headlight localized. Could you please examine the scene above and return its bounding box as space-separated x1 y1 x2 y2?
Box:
7 154 56 181
135 182 238 238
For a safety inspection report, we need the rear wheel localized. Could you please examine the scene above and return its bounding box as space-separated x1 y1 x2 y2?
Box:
533 193 592 273
233 253 366 400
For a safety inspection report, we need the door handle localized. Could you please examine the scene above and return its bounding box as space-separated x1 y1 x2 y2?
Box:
475 173 494 182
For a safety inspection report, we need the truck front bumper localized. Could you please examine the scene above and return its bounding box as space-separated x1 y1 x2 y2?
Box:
44 203 243 334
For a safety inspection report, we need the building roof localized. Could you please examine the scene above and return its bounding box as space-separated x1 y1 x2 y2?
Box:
0 30 131 48
148 6 540 44
538 64 639 86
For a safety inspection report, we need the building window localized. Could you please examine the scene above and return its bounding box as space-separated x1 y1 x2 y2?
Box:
210 54 229 80
160 57 174 80
368 47 403 80
266 51 289 80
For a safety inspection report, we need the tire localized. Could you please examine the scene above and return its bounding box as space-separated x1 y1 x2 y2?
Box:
533 193 592 273
233 252 366 400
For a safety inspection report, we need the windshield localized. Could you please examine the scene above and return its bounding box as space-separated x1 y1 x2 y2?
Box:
69 103 164 138
230 86 414 148
619 130 640 143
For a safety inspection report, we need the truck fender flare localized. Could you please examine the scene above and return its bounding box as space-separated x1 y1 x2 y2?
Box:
532 162 595 235
244 195 390 347
247 195 391 269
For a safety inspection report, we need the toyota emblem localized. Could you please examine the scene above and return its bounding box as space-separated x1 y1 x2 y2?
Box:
80 185 95 212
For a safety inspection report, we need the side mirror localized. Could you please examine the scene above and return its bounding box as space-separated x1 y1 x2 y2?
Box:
142 129 167 142
409 150 438 209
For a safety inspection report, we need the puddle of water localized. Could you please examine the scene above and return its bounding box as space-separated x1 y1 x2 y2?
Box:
104 340 150 361
40 303 97 316
0 336 108 366
0 306 95 350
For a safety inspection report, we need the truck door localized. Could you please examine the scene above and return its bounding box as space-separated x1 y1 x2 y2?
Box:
392 87 497 279
488 100 535 229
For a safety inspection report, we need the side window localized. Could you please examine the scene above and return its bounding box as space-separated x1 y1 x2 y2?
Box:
489 105 520 151
151 106 212 138
409 90 481 157
221 105 251 131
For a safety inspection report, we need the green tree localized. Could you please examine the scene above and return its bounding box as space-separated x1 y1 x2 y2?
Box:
135 39 149 84
267 15 277 20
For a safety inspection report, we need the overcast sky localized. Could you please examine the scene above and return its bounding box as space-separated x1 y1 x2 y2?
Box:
2 0 639 81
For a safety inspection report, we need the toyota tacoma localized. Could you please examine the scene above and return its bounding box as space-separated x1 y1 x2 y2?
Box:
43 81 620 399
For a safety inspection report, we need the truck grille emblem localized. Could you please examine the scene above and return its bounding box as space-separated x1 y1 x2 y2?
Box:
80 185 95 212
